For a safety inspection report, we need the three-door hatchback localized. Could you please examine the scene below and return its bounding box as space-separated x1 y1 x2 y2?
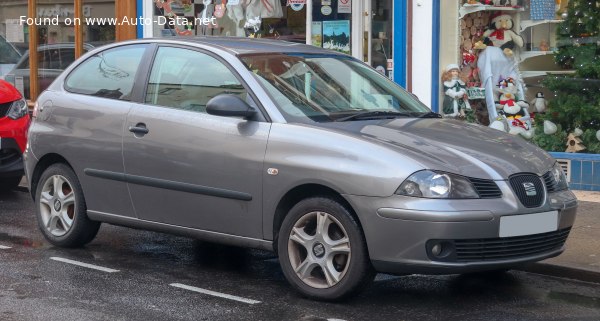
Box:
25 38 578 300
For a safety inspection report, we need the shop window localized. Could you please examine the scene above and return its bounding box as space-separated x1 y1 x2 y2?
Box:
145 46 247 113
65 45 147 100
152 1 306 42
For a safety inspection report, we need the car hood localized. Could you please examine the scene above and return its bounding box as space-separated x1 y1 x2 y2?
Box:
316 118 555 180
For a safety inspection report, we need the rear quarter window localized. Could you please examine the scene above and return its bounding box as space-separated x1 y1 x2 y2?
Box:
65 44 147 101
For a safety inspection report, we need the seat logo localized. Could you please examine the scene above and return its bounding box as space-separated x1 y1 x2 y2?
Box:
523 182 537 196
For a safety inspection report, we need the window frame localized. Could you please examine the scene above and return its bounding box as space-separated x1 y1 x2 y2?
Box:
63 44 149 102
139 44 270 123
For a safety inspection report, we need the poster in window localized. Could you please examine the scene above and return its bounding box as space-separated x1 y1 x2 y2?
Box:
322 20 350 54
311 21 322 48
338 0 351 14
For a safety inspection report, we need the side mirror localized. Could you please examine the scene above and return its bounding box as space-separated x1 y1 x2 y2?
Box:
206 94 257 120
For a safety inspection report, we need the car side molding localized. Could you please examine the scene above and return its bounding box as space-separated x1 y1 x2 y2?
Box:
84 168 253 201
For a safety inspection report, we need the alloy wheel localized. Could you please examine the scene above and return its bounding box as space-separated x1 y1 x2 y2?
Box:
39 175 76 237
287 211 351 289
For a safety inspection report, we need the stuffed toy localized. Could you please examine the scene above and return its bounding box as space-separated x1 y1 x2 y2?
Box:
442 64 472 118
489 77 533 138
482 13 524 57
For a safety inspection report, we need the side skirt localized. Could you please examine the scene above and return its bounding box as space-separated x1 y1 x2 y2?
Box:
87 210 274 251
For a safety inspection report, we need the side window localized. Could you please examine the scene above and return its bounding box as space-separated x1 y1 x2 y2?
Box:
145 47 247 113
65 45 147 100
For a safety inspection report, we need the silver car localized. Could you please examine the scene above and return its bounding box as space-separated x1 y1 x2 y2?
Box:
24 38 578 301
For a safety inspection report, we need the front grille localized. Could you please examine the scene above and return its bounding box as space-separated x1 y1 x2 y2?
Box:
469 177 502 198
509 174 545 208
0 102 11 117
543 171 559 193
454 228 571 262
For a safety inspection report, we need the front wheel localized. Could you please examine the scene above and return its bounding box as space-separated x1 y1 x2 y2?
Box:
35 163 100 247
278 197 374 301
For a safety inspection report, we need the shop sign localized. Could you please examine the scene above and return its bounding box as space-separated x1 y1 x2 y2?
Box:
338 0 351 14
321 0 332 5
321 5 333 16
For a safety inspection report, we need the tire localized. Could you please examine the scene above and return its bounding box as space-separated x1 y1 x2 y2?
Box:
35 163 100 247
0 176 21 192
278 197 375 301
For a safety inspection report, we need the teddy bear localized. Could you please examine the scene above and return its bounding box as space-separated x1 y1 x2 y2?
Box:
489 77 533 138
482 13 524 57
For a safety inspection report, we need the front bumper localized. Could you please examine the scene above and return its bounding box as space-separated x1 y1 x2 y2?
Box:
0 137 24 178
344 184 578 275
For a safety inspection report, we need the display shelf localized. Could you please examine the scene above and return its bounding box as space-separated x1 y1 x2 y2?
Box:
520 19 563 32
521 70 576 79
519 50 556 62
459 5 525 19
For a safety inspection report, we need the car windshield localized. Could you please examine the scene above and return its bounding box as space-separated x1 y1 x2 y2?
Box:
240 53 431 123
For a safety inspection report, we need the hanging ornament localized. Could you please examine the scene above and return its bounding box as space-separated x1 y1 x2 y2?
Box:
574 127 584 136
544 120 558 134
561 12 568 19
596 129 600 141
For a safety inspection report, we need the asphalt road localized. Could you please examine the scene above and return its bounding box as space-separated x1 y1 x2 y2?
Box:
1 189 599 321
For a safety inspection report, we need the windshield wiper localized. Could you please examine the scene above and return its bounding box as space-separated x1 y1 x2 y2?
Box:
334 111 411 122
417 111 442 118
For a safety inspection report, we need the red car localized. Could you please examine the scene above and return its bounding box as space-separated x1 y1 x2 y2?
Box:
0 80 30 191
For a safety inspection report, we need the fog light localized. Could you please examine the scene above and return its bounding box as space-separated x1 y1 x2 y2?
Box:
431 243 443 257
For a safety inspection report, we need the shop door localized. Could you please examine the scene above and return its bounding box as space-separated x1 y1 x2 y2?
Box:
364 0 394 80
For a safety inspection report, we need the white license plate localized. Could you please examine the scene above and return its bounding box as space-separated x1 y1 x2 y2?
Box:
499 211 559 238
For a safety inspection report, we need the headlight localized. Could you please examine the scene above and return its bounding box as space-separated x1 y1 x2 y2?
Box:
551 162 569 191
7 98 28 120
396 170 479 199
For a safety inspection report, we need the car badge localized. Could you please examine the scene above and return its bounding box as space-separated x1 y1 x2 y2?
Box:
523 182 537 196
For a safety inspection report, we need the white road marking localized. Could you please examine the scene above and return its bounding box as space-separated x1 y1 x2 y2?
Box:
50 257 120 273
328 319 348 321
0 245 12 249
170 283 261 305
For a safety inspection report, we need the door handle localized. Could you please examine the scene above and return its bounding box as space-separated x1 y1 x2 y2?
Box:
129 123 149 135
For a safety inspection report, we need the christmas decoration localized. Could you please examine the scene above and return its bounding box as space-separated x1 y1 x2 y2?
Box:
597 129 600 141
529 92 547 114
533 0 600 154
489 77 533 138
482 13 524 57
566 132 586 152
574 127 584 136
442 64 472 118
544 120 558 134
531 0 556 20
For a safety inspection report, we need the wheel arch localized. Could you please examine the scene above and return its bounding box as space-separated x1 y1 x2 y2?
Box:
272 183 362 253
30 153 73 199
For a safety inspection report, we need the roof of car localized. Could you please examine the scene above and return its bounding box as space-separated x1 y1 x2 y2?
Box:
148 37 345 56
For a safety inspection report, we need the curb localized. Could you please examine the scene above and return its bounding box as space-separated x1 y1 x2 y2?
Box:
518 262 600 284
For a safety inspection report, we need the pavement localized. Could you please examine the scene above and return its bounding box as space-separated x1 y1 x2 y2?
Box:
16 178 600 284
521 190 600 284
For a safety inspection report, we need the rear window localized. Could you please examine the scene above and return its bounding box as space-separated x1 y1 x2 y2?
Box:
65 44 147 101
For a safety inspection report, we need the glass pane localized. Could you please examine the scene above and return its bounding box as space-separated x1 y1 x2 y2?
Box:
370 0 393 79
146 47 247 112
83 0 116 43
0 0 29 95
151 0 306 43
311 0 352 55
65 45 147 100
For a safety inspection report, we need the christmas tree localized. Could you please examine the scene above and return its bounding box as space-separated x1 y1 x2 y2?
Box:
533 0 600 153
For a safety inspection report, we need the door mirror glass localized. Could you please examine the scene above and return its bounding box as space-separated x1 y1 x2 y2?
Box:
206 94 256 120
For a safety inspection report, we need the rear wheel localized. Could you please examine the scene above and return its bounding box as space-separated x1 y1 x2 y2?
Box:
278 197 375 301
35 163 100 247
0 176 21 192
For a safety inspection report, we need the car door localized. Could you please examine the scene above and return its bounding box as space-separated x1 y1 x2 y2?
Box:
123 46 271 238
49 43 150 219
